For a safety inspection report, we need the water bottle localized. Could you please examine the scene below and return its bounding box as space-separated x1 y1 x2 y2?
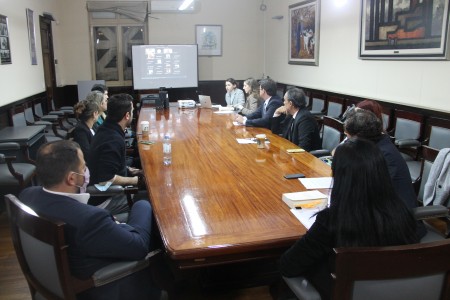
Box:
163 134 172 165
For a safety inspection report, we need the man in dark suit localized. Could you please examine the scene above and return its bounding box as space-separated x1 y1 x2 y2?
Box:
19 140 161 300
235 78 283 128
271 87 321 151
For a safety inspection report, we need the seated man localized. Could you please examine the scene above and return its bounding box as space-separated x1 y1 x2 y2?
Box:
235 78 283 129
271 87 321 151
88 93 144 217
19 140 161 300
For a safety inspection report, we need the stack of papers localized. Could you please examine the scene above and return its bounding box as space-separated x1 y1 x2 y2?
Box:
299 177 333 189
282 190 328 209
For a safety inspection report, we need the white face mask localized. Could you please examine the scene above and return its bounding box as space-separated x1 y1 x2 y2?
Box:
73 167 90 194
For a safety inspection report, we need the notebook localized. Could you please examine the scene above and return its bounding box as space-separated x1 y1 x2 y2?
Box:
198 95 213 108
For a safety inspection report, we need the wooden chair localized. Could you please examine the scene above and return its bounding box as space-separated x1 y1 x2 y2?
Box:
424 117 450 150
283 238 450 300
381 106 393 132
4 194 160 300
308 92 327 117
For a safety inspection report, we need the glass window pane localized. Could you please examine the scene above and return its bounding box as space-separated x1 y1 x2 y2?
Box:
91 12 116 19
93 26 118 81
122 26 144 81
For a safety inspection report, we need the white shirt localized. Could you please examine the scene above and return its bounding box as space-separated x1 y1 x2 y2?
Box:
43 187 91 204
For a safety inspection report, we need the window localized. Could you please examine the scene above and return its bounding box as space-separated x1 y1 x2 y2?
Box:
87 2 148 86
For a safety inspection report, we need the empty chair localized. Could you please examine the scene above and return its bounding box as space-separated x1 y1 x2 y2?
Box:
4 194 162 300
325 95 344 119
389 110 424 182
0 142 35 213
308 92 326 117
425 117 450 150
309 116 344 157
12 108 63 142
381 106 393 132
284 238 450 300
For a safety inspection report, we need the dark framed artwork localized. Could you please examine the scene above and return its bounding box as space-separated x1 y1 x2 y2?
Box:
360 0 450 60
196 25 222 56
288 0 320 65
0 14 11 64
26 8 37 65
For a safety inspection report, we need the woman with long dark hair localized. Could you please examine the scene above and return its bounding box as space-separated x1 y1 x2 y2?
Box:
280 138 418 299
236 78 262 116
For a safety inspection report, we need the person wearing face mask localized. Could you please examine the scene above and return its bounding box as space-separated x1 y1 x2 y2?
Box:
19 140 163 300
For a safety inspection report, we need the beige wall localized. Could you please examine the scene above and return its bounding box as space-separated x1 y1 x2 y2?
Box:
265 0 450 113
0 0 57 106
1 0 449 113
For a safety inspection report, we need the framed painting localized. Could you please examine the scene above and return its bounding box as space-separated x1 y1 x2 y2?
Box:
288 0 320 65
196 25 222 56
360 0 450 60
26 9 37 65
0 14 12 64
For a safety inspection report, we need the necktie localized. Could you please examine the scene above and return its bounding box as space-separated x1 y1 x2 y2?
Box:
287 118 294 141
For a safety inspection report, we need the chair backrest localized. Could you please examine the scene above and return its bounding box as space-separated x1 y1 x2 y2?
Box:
12 111 28 127
332 239 450 300
393 110 424 141
310 93 326 113
426 117 450 150
5 194 90 300
24 107 36 124
34 102 45 118
418 146 439 203
321 116 344 152
326 96 344 119
381 106 393 131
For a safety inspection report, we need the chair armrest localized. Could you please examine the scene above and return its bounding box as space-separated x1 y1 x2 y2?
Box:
33 120 53 126
283 276 321 300
395 139 421 148
87 185 125 196
0 142 21 151
310 149 332 157
92 249 162 287
40 114 59 122
413 205 449 220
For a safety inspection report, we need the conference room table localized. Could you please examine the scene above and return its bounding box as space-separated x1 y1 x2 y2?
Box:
138 104 331 269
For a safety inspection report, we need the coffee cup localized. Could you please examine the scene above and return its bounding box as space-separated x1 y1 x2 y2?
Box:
141 121 149 135
255 134 266 149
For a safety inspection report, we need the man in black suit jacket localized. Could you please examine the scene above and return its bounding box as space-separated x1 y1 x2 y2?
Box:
271 87 321 151
235 78 283 128
19 140 162 300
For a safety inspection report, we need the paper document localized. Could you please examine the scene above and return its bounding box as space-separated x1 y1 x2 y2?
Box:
214 110 235 114
299 177 333 189
290 208 318 230
236 138 256 144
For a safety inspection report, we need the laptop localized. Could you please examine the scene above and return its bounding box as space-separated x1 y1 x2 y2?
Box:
198 95 213 108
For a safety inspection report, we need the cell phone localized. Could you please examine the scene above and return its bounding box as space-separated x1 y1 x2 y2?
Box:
284 173 305 179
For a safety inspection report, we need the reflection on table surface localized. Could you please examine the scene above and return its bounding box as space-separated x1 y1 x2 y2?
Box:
138 106 331 268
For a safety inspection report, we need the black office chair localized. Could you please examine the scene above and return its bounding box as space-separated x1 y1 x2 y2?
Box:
4 194 161 300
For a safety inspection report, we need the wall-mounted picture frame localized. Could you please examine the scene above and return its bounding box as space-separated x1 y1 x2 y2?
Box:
0 14 12 64
360 0 450 60
26 8 37 65
288 0 320 66
195 25 222 56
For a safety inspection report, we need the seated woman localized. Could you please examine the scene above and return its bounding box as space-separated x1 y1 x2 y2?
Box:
235 78 262 116
86 90 107 132
72 100 99 160
224 78 245 108
279 138 418 300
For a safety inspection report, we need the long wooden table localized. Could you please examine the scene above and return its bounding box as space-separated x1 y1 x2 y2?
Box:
138 105 331 269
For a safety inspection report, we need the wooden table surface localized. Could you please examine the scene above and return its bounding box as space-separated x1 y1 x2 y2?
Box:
138 105 331 268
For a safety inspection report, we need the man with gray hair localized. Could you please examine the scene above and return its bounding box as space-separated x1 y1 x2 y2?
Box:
271 87 321 151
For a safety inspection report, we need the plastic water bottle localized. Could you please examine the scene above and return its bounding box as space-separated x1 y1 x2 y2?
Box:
163 134 172 165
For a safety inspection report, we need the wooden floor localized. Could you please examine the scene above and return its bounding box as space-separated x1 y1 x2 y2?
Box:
0 211 275 300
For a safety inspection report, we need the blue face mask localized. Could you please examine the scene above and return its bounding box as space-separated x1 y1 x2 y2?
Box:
74 167 90 194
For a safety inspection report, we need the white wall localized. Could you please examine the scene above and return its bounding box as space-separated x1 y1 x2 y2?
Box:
0 0 58 107
265 0 450 113
56 0 265 84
